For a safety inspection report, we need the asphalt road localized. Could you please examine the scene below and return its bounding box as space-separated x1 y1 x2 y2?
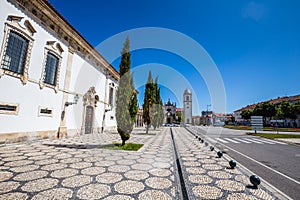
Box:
188 126 300 200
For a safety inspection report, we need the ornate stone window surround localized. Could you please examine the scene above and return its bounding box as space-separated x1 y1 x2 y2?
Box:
0 15 36 84
39 41 63 93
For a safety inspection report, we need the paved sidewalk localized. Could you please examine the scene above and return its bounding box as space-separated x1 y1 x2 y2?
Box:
0 128 176 199
276 138 300 145
0 127 283 199
172 127 280 200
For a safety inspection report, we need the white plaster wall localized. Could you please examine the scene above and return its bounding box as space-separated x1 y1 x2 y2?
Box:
104 78 118 129
0 0 118 135
0 74 63 133
0 1 66 134
66 52 108 131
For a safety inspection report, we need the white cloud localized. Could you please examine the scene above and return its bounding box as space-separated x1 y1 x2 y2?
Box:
242 1 265 21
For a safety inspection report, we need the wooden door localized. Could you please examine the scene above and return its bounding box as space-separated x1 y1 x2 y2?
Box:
85 106 94 134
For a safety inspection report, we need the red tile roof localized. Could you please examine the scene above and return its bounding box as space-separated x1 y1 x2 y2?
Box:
234 94 300 113
176 108 183 112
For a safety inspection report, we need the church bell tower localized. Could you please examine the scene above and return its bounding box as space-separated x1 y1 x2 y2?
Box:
183 88 192 124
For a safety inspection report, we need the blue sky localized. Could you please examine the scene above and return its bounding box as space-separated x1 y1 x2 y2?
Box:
49 0 300 114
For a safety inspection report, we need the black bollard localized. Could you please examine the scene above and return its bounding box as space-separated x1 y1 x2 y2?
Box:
217 151 223 158
250 175 261 188
229 160 237 169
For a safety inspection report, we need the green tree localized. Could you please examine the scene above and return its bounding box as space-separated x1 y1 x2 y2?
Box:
241 109 253 120
253 102 276 125
116 37 138 145
294 102 300 116
290 102 300 117
143 71 156 134
152 77 164 129
277 101 300 127
280 101 291 119
266 103 276 118
129 76 138 122
176 111 183 123
292 103 300 127
275 106 283 119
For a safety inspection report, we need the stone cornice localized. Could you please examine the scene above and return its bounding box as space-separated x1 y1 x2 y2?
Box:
10 0 119 81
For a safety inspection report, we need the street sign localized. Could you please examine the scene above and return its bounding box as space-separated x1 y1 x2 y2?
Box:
251 116 263 131
270 120 284 123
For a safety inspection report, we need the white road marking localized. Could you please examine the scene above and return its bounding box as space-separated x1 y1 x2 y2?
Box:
223 138 240 143
243 138 264 144
209 137 288 145
262 139 287 145
221 143 300 186
233 138 252 143
250 138 276 144
216 138 229 143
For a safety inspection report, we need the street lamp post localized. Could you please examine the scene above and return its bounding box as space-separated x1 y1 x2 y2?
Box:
148 99 152 131
206 104 211 125
65 94 80 107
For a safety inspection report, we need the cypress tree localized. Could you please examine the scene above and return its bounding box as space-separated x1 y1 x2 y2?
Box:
116 37 138 145
152 77 164 129
143 71 155 134
157 88 164 127
129 76 138 122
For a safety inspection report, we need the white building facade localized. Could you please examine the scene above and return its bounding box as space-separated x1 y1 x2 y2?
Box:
0 0 119 142
183 88 192 124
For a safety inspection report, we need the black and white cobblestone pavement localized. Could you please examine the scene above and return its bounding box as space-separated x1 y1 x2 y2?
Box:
0 127 283 199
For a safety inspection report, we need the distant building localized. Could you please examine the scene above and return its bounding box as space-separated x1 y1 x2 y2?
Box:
0 0 119 142
192 116 201 125
183 88 192 124
135 108 143 127
192 112 232 126
233 104 257 123
233 94 300 127
176 108 183 113
202 111 213 117
213 113 233 126
201 111 213 125
163 99 177 124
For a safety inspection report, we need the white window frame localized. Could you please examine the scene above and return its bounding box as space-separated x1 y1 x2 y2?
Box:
39 41 63 93
0 101 19 115
38 106 53 117
0 15 36 85
108 87 114 106
108 82 115 106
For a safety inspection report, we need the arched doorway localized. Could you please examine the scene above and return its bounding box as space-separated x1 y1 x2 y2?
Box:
81 87 98 134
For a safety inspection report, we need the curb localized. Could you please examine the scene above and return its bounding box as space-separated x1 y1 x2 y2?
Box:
221 150 292 200
185 127 293 200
